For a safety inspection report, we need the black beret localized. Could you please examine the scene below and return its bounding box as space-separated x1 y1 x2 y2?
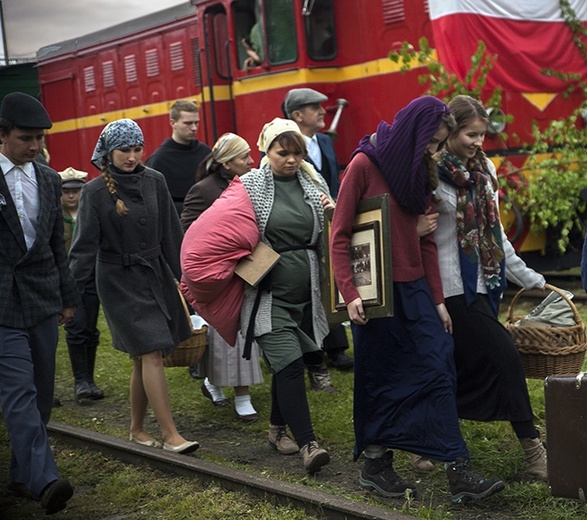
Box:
0 92 52 129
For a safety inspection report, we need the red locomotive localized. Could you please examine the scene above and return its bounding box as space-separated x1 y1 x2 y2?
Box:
36 0 587 266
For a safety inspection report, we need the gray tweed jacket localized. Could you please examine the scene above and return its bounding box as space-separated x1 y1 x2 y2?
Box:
0 161 79 328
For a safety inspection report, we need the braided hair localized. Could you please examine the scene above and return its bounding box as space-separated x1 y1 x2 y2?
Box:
99 158 128 216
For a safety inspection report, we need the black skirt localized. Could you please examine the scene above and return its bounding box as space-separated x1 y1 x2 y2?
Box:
445 294 533 422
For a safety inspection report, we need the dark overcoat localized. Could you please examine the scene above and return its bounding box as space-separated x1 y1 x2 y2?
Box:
69 165 190 356
0 161 79 328
180 170 230 231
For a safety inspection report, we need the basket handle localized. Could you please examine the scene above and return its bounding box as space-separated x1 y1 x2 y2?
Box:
506 283 581 325
176 282 197 333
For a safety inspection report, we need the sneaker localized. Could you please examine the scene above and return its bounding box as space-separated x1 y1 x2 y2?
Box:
307 365 338 394
445 457 505 503
300 440 330 473
268 424 299 455
359 451 417 498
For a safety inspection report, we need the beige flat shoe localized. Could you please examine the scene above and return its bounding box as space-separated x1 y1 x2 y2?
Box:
129 434 162 448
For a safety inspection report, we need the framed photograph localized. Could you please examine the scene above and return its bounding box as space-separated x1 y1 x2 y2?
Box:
323 194 393 325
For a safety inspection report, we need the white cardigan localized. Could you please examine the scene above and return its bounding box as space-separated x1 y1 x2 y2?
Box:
434 159 545 299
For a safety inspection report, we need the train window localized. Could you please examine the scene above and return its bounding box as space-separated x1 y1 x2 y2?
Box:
304 0 336 60
145 49 160 77
170 42 185 71
83 67 96 92
265 0 297 64
102 61 115 88
124 55 138 83
233 0 265 70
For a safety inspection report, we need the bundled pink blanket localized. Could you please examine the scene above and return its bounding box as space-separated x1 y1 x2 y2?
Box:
180 177 259 345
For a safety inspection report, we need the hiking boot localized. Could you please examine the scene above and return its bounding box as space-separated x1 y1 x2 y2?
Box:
410 453 434 473
520 437 547 482
308 365 338 394
359 451 417 498
445 457 505 503
300 440 330 473
268 424 299 455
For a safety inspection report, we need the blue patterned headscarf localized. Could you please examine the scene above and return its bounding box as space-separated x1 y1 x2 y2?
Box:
91 118 144 168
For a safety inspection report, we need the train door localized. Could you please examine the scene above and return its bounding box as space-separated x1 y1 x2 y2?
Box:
199 3 236 145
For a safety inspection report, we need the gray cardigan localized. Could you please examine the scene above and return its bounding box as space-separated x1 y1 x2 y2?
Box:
239 164 331 347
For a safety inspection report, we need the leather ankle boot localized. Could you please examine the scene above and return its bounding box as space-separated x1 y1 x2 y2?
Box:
520 437 547 481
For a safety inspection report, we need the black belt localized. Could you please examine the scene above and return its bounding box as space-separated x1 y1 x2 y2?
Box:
242 243 316 361
98 245 162 267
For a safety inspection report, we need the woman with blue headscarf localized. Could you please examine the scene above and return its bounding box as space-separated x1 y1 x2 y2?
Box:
69 118 199 454
330 97 504 503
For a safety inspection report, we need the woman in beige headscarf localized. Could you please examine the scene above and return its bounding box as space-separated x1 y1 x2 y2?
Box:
238 118 333 473
181 133 262 422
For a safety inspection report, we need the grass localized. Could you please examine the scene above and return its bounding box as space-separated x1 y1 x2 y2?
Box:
3 286 587 519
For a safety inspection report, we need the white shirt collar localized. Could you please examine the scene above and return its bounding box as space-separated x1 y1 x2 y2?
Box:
0 152 35 178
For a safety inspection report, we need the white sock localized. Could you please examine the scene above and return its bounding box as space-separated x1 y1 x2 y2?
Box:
204 377 226 402
234 394 256 416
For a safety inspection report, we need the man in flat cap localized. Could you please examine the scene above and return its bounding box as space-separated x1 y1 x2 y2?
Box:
283 88 354 385
58 167 105 404
0 92 78 514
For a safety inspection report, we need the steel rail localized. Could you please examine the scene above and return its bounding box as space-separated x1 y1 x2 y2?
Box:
47 422 416 520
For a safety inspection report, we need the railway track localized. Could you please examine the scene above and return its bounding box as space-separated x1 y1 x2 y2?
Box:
47 422 415 520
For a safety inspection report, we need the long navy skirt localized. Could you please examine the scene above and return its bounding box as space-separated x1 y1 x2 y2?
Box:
352 278 468 462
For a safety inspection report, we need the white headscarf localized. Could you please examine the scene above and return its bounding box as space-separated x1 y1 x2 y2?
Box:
206 133 250 171
256 117 320 183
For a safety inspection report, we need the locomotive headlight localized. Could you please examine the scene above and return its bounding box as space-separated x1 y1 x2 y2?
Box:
486 107 506 134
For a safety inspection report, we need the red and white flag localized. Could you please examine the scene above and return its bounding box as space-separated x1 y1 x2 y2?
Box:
429 0 587 92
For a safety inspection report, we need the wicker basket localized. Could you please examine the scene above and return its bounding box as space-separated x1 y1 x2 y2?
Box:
163 288 207 368
505 283 587 379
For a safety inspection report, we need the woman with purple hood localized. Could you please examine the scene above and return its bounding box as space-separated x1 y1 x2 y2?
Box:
330 97 504 503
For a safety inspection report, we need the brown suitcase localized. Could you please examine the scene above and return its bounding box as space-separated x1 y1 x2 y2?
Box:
544 372 587 501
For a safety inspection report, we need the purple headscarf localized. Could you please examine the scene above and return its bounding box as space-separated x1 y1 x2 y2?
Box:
353 96 450 214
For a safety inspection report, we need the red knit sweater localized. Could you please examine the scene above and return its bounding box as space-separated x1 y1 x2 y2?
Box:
330 153 444 306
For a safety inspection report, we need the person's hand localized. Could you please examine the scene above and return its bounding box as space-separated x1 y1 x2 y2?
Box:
58 306 76 326
436 303 452 334
241 38 261 70
320 192 335 210
347 297 368 325
417 207 439 237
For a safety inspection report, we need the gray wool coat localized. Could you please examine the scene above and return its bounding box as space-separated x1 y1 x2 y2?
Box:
69 165 191 356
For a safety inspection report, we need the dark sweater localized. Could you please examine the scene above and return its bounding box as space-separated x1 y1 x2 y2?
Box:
145 138 211 213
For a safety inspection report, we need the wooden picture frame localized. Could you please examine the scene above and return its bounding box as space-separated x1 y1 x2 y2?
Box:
323 194 393 325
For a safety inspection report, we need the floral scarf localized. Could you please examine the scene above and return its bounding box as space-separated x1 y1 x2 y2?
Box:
437 149 506 313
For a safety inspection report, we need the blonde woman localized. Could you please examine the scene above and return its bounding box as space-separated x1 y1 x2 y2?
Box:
69 118 199 454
